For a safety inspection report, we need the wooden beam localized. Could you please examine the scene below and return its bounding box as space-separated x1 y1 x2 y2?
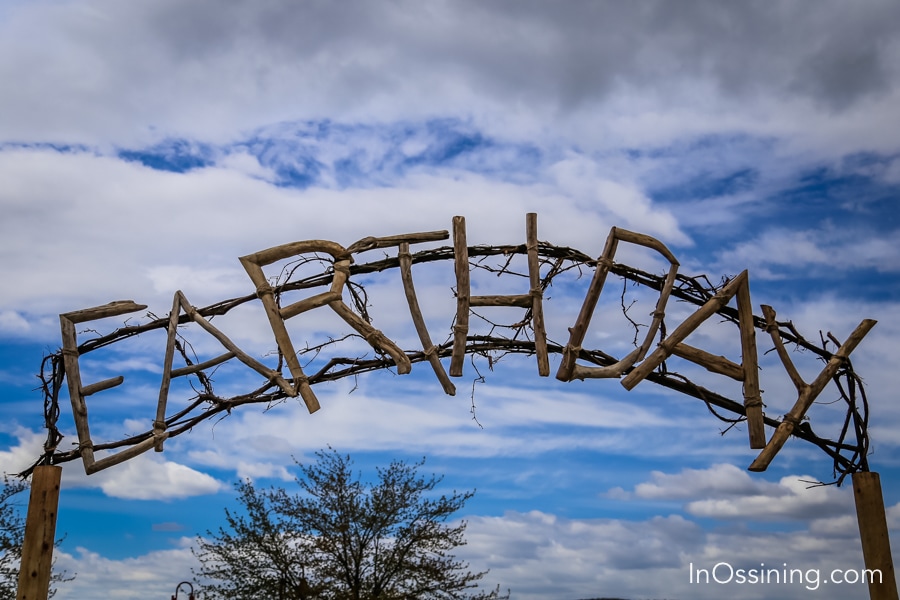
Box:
16 465 61 600
852 472 899 600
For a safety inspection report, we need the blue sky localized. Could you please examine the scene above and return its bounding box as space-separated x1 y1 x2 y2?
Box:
1 1 900 598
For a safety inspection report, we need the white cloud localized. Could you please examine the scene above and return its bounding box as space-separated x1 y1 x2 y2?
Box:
88 454 223 500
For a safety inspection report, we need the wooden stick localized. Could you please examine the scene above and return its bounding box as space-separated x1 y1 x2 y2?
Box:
450 216 470 377
16 465 61 600
176 292 302 400
61 300 147 324
80 376 124 397
469 294 531 308
556 227 619 381
852 472 899 600
85 434 168 474
760 305 805 391
155 293 182 451
239 258 320 413
59 316 95 470
557 227 680 381
526 213 550 376
737 278 766 449
621 271 748 391
170 352 236 378
749 317 876 471
670 343 744 380
398 242 455 395
240 239 351 266
347 231 449 254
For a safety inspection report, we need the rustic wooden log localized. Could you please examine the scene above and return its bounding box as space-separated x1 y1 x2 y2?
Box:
469 294 532 308
853 472 899 600
556 227 618 381
328 300 412 374
16 465 61 600
621 271 748 390
450 216 470 377
85 435 168 475
398 242 455 395
240 239 351 266
737 278 766 449
155 293 182 451
558 227 680 381
61 300 147 324
170 352 235 378
526 213 550 376
239 257 320 412
59 316 96 470
759 304 806 390
670 343 744 380
80 376 124 397
176 292 301 400
748 313 876 471
347 231 449 254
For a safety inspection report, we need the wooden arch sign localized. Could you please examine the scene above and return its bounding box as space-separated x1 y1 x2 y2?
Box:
19 213 897 600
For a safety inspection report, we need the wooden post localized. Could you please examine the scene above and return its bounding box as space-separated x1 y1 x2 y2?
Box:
853 472 899 600
16 465 62 600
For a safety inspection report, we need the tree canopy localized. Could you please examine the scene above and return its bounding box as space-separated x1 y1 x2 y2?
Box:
194 449 508 600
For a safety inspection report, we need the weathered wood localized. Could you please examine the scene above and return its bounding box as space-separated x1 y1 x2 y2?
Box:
621 271 748 390
16 465 61 600
736 278 766 449
450 216 470 377
80 376 124 397
239 257 320 412
749 316 877 471
556 227 618 381
469 294 532 308
155 293 182 451
240 239 351 266
329 300 411 375
169 352 236 378
853 472 899 600
347 231 449 254
398 242 455 395
176 292 300 399
558 227 680 381
61 300 147 324
760 304 805 390
526 213 550 376
59 316 95 469
86 435 168 474
670 343 744 380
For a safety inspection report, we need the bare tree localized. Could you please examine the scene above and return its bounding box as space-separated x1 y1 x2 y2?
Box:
194 449 508 600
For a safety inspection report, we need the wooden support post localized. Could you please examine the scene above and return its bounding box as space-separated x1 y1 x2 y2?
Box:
16 465 61 600
450 216 470 377
852 472 899 600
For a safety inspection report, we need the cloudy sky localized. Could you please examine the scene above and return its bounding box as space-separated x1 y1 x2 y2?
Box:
2 1 900 598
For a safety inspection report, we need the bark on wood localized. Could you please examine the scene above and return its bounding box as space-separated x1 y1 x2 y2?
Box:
670 343 744 380
61 300 147 324
347 231 449 254
621 271 748 390
853 472 899 600
59 316 95 469
526 213 550 376
737 277 766 449
16 465 61 600
398 242 455 395
749 313 876 471
239 257 320 412
558 227 679 381
450 216 470 377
